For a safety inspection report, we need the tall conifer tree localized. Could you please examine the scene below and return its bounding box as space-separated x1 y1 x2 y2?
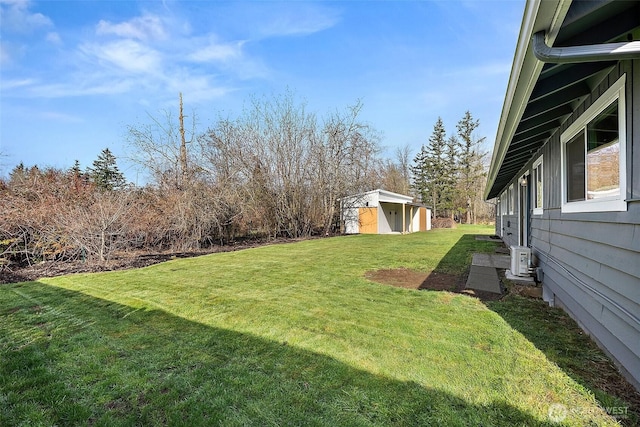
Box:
457 111 486 223
87 148 126 191
411 117 449 217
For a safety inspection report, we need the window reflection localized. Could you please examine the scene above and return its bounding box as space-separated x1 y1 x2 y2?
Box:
587 103 619 200
566 131 585 202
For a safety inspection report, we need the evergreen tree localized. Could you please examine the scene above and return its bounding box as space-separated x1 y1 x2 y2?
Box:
70 160 82 177
69 160 90 191
411 117 448 217
456 111 486 223
411 144 429 203
442 134 460 218
87 148 126 191
8 162 26 184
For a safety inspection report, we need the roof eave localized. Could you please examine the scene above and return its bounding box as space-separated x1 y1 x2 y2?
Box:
484 0 572 200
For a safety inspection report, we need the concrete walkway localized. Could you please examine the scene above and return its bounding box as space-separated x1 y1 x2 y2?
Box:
465 253 510 295
475 235 504 243
471 253 510 269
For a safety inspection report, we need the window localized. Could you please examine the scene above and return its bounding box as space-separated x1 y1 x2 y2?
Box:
508 184 514 215
561 75 627 213
532 156 543 215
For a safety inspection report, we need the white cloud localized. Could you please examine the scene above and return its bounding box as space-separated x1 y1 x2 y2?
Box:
188 39 244 63
24 79 135 98
46 32 62 45
96 14 167 41
0 0 52 33
1 7 266 103
81 39 162 74
181 35 268 79
258 5 340 37
163 73 232 103
1 77 36 90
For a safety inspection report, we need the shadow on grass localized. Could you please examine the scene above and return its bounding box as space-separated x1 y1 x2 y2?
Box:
424 233 638 424
430 233 498 277
418 233 498 296
0 281 552 426
486 296 640 426
421 234 640 426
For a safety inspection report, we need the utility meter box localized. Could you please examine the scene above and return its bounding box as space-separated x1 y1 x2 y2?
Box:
510 246 531 277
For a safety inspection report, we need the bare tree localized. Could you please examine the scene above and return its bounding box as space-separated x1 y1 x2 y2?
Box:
126 94 197 189
457 111 486 224
378 145 412 195
56 190 134 263
199 93 381 238
313 100 381 235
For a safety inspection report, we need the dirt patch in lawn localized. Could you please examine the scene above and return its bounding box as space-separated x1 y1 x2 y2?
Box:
365 267 503 301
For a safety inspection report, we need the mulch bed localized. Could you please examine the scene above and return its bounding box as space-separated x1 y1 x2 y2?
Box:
0 237 308 285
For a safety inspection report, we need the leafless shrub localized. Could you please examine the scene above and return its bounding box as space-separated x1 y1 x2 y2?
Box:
431 217 457 229
2 91 392 272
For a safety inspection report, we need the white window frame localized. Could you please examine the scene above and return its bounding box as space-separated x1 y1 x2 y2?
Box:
508 184 514 215
532 156 543 215
560 75 627 213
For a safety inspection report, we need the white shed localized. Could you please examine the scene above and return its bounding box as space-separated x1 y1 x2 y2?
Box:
341 189 431 234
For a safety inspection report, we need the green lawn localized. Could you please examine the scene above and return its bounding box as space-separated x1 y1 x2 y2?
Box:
0 225 628 425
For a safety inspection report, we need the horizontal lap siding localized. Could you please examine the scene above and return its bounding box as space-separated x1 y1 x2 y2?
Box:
532 212 640 386
542 268 640 385
533 212 640 311
528 61 640 388
502 215 519 248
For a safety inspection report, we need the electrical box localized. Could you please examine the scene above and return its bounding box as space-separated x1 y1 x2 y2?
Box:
510 246 531 277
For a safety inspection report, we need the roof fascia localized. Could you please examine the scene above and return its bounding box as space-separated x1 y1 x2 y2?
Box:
377 189 414 203
340 189 414 203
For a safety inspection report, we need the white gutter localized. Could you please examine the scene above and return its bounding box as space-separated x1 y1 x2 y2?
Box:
533 31 640 63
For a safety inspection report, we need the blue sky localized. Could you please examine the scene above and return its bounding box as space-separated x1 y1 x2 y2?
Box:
0 0 523 183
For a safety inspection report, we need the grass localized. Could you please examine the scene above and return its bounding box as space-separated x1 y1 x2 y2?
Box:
0 225 631 426
487 293 639 425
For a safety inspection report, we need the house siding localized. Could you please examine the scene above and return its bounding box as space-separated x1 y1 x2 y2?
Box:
501 215 519 248
497 61 640 388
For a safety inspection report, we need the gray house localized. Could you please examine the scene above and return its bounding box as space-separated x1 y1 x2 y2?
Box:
485 0 640 388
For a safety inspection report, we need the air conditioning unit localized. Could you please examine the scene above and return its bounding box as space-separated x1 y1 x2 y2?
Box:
510 246 531 277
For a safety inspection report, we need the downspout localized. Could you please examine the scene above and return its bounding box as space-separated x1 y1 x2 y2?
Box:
533 31 640 63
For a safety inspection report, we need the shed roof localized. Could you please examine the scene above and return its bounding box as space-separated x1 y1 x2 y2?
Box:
343 189 417 204
485 0 640 200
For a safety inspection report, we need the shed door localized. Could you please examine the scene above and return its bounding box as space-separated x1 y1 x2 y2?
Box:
419 207 427 231
358 207 378 234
